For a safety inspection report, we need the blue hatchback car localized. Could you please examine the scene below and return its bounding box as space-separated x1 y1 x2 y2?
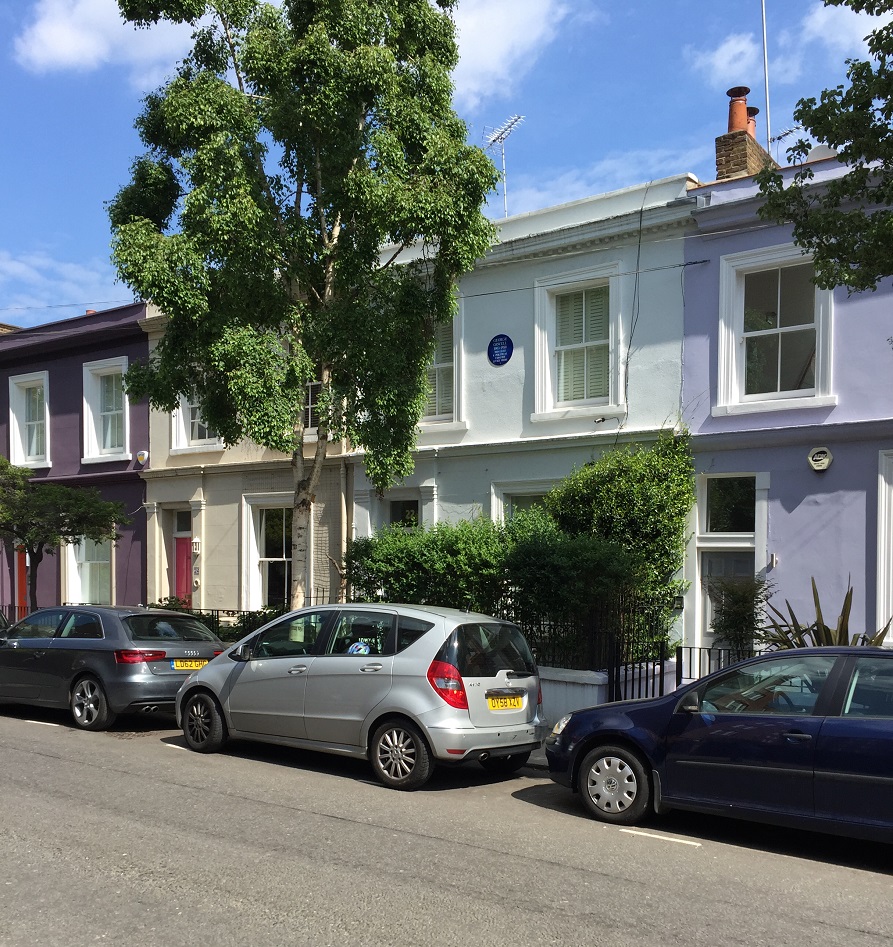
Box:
545 647 893 841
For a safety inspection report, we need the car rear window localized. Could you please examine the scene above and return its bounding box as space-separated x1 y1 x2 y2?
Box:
438 622 536 677
124 615 219 642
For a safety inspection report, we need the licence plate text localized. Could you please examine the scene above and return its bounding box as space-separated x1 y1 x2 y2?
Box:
487 695 523 711
171 658 208 671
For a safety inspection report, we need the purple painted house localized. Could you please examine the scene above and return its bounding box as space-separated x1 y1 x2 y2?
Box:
681 90 893 647
0 303 150 614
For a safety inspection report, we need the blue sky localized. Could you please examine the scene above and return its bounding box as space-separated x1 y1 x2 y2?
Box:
1 0 889 327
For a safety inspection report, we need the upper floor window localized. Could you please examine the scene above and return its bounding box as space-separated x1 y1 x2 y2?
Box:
556 286 609 403
172 395 222 453
533 263 623 422
716 246 834 416
424 322 454 420
305 381 322 431
83 358 129 463
9 371 49 467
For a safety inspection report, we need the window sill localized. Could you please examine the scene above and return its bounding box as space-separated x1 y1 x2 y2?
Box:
170 443 226 456
15 459 51 469
712 395 837 417
417 420 468 434
531 405 625 424
81 453 132 464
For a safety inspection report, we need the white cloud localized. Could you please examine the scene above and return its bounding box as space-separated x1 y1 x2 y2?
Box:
452 0 571 112
504 144 714 217
801 2 893 58
0 249 129 328
14 0 193 89
684 33 762 91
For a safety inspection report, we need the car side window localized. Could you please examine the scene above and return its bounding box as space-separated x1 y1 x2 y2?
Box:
254 612 329 659
58 612 104 640
326 611 395 656
395 616 434 653
9 609 68 639
841 658 893 718
699 654 836 715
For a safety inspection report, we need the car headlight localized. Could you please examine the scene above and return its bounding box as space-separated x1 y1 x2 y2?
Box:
551 714 572 736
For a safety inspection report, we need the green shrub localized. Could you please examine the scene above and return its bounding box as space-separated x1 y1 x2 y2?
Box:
545 430 695 600
706 575 774 652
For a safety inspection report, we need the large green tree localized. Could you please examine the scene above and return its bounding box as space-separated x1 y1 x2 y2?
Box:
0 459 127 612
109 0 498 606
757 0 893 291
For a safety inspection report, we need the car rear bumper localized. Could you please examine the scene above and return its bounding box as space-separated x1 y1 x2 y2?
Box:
424 722 542 762
105 676 187 714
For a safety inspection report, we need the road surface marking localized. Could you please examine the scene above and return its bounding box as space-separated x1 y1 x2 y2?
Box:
619 828 702 847
25 720 60 727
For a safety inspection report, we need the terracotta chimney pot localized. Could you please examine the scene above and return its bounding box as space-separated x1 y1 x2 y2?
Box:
727 86 750 133
747 106 759 139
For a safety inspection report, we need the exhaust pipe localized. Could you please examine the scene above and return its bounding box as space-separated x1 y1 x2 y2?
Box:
140 705 159 713
479 752 490 761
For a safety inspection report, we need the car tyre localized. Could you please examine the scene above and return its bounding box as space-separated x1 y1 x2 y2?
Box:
70 675 116 731
577 745 650 825
480 750 531 775
182 691 227 753
370 720 433 791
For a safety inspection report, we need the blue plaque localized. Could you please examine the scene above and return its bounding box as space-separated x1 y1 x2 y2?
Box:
487 334 513 366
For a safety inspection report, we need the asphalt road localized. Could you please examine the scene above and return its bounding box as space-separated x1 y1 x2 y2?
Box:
0 707 891 947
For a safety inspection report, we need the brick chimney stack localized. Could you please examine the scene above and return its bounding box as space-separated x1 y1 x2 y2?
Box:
715 86 777 180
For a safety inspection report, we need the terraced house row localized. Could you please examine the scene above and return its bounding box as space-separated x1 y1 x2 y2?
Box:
2 90 892 646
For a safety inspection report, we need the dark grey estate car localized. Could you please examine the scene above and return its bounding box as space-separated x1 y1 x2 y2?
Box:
0 606 224 730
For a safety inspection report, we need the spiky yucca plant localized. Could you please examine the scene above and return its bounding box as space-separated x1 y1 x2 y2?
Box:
758 578 891 649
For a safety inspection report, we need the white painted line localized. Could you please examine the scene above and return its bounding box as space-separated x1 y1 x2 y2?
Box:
25 720 60 728
619 828 702 847
164 743 187 750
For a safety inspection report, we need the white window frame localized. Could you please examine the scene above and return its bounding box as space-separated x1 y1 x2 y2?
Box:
242 493 311 610
82 357 130 463
532 262 625 423
171 395 224 455
684 472 770 649
422 320 455 422
64 536 114 606
9 370 50 468
490 479 555 523
878 450 893 639
714 244 835 416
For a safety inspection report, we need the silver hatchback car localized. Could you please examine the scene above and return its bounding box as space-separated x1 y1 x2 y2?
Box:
175 604 544 790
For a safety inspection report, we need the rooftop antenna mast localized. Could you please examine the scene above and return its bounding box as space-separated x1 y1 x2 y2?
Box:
761 0 772 154
485 114 525 218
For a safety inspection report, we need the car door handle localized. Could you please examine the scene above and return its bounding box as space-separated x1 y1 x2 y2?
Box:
360 663 384 672
287 665 308 675
783 731 812 743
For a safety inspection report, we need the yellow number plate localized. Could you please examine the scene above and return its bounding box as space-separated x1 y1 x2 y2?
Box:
487 695 523 711
172 658 208 671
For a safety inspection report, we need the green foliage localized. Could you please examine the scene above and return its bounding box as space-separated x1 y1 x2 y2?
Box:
758 577 892 649
756 0 893 291
346 506 640 620
544 431 695 599
109 0 498 606
706 575 774 652
0 457 128 611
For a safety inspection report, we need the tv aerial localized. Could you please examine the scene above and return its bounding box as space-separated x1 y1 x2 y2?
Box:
484 115 525 218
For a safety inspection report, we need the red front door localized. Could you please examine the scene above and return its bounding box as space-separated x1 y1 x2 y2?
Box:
175 537 192 606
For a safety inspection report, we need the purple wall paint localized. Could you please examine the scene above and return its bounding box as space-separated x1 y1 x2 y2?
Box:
0 303 150 611
683 164 893 632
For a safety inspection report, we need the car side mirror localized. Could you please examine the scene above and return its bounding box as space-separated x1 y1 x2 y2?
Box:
229 644 252 662
679 693 700 714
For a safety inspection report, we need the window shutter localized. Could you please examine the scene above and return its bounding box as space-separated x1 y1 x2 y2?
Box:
587 346 609 398
585 286 609 341
556 292 584 346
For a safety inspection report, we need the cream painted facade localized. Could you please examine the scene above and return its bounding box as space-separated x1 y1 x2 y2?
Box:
139 309 348 611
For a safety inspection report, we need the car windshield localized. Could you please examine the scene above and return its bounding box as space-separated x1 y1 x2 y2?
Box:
124 614 219 642
440 622 537 677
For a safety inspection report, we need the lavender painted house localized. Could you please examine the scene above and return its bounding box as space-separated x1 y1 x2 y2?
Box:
681 91 893 647
0 303 150 614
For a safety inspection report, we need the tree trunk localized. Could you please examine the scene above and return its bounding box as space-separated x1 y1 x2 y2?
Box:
27 546 43 613
290 436 329 610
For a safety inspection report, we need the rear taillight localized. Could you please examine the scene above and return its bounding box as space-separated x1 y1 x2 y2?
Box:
427 659 468 709
538 684 543 706
213 650 223 657
114 649 167 664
